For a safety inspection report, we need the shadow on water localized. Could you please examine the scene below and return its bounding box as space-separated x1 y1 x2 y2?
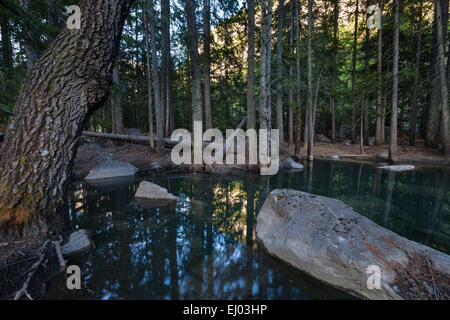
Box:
65 160 449 300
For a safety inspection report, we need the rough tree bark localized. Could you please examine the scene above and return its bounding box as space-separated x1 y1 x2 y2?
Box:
203 0 212 129
389 0 399 164
148 0 164 154
185 0 203 126
0 0 136 239
247 0 256 130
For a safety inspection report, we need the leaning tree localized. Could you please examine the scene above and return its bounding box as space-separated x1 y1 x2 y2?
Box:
0 0 136 239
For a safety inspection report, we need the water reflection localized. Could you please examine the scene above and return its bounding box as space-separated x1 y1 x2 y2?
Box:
66 160 449 299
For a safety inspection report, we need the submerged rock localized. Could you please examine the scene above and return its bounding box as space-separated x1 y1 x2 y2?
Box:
282 158 304 170
62 230 92 256
378 165 415 172
256 189 450 300
135 181 177 202
85 159 138 180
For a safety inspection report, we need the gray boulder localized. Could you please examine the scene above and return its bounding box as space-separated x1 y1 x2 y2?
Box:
85 159 138 181
378 165 415 172
317 134 330 143
256 189 450 300
62 230 92 256
135 181 177 201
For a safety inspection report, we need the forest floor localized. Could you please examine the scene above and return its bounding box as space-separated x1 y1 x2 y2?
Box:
73 134 450 180
298 135 450 168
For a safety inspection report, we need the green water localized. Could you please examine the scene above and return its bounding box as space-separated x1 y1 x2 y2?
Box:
66 160 449 299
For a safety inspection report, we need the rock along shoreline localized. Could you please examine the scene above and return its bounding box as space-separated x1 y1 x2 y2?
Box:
256 189 450 300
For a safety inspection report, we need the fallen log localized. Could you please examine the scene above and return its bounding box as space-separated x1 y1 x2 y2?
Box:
82 131 178 146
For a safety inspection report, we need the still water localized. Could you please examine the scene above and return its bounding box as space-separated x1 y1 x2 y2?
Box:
66 160 449 299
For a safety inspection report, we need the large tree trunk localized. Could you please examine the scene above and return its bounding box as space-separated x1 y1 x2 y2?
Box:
247 0 256 130
306 0 313 161
350 0 359 145
0 0 135 238
409 0 423 147
185 0 203 126
161 0 173 136
375 0 383 146
389 0 399 164
203 0 212 129
436 0 449 156
148 0 164 154
275 0 285 147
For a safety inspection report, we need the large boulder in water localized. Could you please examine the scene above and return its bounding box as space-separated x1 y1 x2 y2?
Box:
85 158 138 181
256 189 450 300
135 181 177 202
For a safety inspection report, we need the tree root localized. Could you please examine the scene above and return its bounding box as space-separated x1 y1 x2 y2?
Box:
13 240 50 300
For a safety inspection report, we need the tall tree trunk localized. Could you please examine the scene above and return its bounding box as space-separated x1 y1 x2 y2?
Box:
306 0 313 161
331 0 339 144
275 0 285 147
375 0 383 146
0 0 135 238
389 0 399 164
148 0 164 154
363 11 370 146
247 0 256 130
350 0 359 145
409 0 423 146
266 0 273 130
259 0 272 132
436 0 449 156
19 0 41 74
161 0 173 136
426 0 448 148
288 5 294 150
0 15 13 94
203 0 212 129
185 0 203 127
144 7 155 149
259 0 268 131
294 0 302 158
111 67 124 134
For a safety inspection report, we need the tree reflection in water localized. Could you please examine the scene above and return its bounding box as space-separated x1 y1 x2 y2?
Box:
66 160 449 299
